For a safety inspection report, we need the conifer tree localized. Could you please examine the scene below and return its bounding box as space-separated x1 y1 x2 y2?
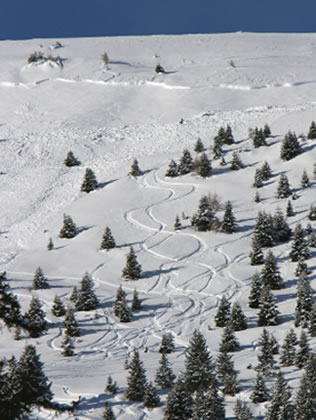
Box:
290 223 310 262
270 332 280 355
266 371 293 420
253 210 275 247
70 286 78 304
24 296 47 338
234 399 255 420
214 295 231 327
194 137 205 153
0 280 23 329
80 167 98 193
248 272 263 308
100 226 116 250
192 385 226 420
307 120 316 139
260 160 272 180
216 350 239 395
131 288 141 311
105 376 118 394
125 350 147 401
184 329 215 393
51 295 66 317
165 160 178 177
61 334 75 357
221 200 237 233
254 190 261 203
197 152 212 177
273 207 291 242
214 126 226 146
276 173 292 198
280 131 301 161
113 285 127 317
191 195 216 232
117 295 132 322
213 135 223 159
75 272 99 311
163 376 193 420
260 250 283 290
155 353 176 389
253 128 266 148
308 204 316 221
231 151 243 170
103 403 116 420
64 150 81 167
250 372 270 403
257 328 276 376
258 287 280 326
249 236 264 265
307 230 316 248
32 266 49 290
294 271 313 328
253 168 263 188
159 332 175 354
129 159 142 177
294 353 316 420
59 214 77 239
218 325 240 352
309 303 316 337
174 214 182 230
62 306 80 337
224 124 234 144
295 257 310 278
122 247 142 280
230 301 247 331
280 329 297 367
286 200 295 217
263 123 272 138
178 149 193 175
295 330 310 368
47 237 54 250
143 382 160 408
301 169 310 188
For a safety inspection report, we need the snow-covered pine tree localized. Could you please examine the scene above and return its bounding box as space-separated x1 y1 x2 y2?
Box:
197 152 212 177
131 288 142 311
294 271 314 328
194 137 205 153
216 350 239 395
309 304 316 337
213 135 223 159
260 160 272 180
113 285 127 316
192 385 226 420
100 226 116 250
32 266 49 290
70 286 78 304
214 295 231 327
257 328 276 376
295 257 310 277
260 250 284 290
118 295 132 322
191 195 217 231
125 349 147 401
143 382 160 408
308 204 316 221
59 213 78 239
307 120 316 139
165 160 178 177
103 403 116 420
307 230 316 247
294 353 316 420
24 296 47 338
64 150 81 167
61 334 75 357
214 126 226 146
62 306 80 337
253 210 275 247
229 301 247 331
248 272 263 308
254 190 261 203
250 372 270 403
249 236 264 265
0 280 23 329
234 399 255 420
263 123 272 138
224 124 234 145
276 173 292 198
174 214 182 230
286 199 295 217
105 376 118 394
280 329 297 367
80 168 98 193
258 287 280 326
155 353 176 389
253 128 266 148
280 130 301 161
122 247 142 280
253 168 263 188
218 325 240 352
129 158 142 177
75 272 99 311
184 329 215 393
231 151 243 170
163 376 193 420
295 330 310 368
301 169 310 188
159 332 175 353
178 149 193 175
221 200 237 233
47 237 54 250
273 207 291 242
265 371 293 420
51 295 66 317
289 223 310 262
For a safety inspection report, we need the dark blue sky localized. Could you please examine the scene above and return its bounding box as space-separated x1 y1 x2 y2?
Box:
2 0 316 40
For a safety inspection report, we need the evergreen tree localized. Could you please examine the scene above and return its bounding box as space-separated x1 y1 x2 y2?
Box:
286 200 295 217
174 214 182 230
295 330 310 368
280 131 301 161
258 287 280 326
32 266 49 290
231 151 243 170
70 286 78 304
308 204 316 221
80 167 98 193
143 382 160 408
230 301 247 331
253 128 266 148
273 207 292 242
309 303 316 337
192 385 226 420
113 285 127 317
214 126 226 146
117 295 132 322
276 173 292 198
263 123 272 138
47 237 54 250
295 257 310 278
51 295 66 317
75 272 99 311
234 399 255 420
159 332 175 354
307 120 316 139
197 152 212 177
221 200 237 233
61 334 75 357
307 230 316 247
184 329 215 393
194 137 205 153
0 280 23 329
248 272 263 308
125 349 147 401
105 376 118 394
64 150 81 167
294 271 313 328
260 250 284 290
24 296 47 338
214 295 231 327
129 158 142 177
218 325 240 352
191 195 217 232
131 288 142 311
253 168 263 188
294 353 316 420
163 376 193 420
178 149 193 175
122 247 142 280
253 210 275 247
224 124 234 144
254 190 261 203
270 332 280 355
62 306 80 337
301 169 310 188
249 236 264 266
280 329 297 367
260 160 272 180
216 350 239 395
103 403 116 420
100 226 116 250
266 371 293 420
250 372 270 403
155 353 176 389
213 135 223 159
290 223 310 262
257 328 276 376
59 213 78 239
165 160 178 177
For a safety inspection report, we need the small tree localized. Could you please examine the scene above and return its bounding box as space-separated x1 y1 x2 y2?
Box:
103 403 115 420
308 204 316 221
216 350 239 395
174 214 182 231
75 272 99 311
309 303 316 337
100 226 116 250
159 332 175 354
229 301 247 331
165 160 178 177
62 306 80 337
194 137 205 153
61 334 75 357
307 120 316 139
113 285 127 317
266 371 293 420
191 195 217 232
70 286 78 304
249 236 264 266
248 272 263 308
221 200 237 233
178 149 193 175
51 295 66 317
234 399 255 420
289 223 310 262
101 52 109 65
125 350 147 401
24 296 47 338
214 296 231 327
253 210 274 247
81 168 98 193
163 376 193 420
276 173 292 198
301 170 310 188
280 329 297 367
155 353 175 389
253 168 263 188
260 160 272 180
64 151 81 167
250 372 270 403
231 151 243 170
260 250 283 290
131 289 142 311
197 152 212 177
294 271 313 328
257 328 276 376
59 214 77 239
143 382 160 408
258 287 280 326
117 295 132 322
253 128 266 148
295 330 310 368
105 376 118 394
224 125 234 145
32 266 49 290
218 326 240 353
122 247 142 280
129 159 142 177
280 131 301 161
273 207 291 242
286 199 295 217
47 237 54 250
263 123 272 138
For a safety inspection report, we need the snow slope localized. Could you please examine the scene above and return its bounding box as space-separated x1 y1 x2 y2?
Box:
1 33 316 418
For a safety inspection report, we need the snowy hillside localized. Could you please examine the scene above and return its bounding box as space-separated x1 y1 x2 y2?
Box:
1 33 316 419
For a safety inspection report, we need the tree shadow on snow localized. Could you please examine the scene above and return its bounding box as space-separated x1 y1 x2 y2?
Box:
77 225 95 234
98 178 118 189
142 266 181 278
